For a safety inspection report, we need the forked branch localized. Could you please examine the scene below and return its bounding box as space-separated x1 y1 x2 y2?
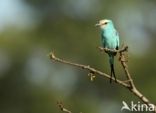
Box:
49 46 156 113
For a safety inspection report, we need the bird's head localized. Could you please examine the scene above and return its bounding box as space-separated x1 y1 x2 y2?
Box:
95 19 113 30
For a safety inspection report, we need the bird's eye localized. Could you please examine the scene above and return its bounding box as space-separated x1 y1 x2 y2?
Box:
105 22 108 24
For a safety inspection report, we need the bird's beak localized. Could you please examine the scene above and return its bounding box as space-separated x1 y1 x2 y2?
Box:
95 23 100 27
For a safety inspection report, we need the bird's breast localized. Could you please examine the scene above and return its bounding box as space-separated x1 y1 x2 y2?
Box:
102 32 117 49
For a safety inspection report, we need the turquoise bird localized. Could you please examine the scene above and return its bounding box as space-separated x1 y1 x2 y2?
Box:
95 19 119 83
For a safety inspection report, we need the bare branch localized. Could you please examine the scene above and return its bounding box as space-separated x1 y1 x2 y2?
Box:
98 46 156 112
57 101 72 113
50 46 156 113
98 45 128 53
98 45 132 86
119 51 134 88
57 101 82 113
49 51 129 88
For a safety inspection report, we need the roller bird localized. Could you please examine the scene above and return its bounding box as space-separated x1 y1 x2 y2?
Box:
95 19 119 83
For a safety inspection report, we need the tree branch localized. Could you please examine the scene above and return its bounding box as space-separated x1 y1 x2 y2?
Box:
98 45 128 53
49 46 156 113
49 50 129 88
57 101 82 113
57 101 72 113
98 46 156 112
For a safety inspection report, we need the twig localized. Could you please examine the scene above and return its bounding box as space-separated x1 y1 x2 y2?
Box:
98 46 133 86
49 51 129 88
57 101 72 113
98 45 128 53
119 51 134 88
49 46 156 113
57 101 82 113
98 46 156 112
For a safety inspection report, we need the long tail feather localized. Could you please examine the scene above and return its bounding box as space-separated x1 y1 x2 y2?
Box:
109 55 117 83
110 64 113 83
110 63 117 83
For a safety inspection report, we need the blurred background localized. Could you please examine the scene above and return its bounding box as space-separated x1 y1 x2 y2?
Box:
0 0 156 113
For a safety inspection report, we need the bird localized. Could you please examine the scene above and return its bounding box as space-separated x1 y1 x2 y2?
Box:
95 19 119 83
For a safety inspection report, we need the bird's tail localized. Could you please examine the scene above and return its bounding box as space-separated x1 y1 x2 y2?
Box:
109 55 117 83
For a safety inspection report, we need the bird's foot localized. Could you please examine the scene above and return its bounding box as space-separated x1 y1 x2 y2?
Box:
104 47 109 53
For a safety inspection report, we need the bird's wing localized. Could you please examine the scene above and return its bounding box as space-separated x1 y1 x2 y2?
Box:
114 30 120 50
101 33 106 48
